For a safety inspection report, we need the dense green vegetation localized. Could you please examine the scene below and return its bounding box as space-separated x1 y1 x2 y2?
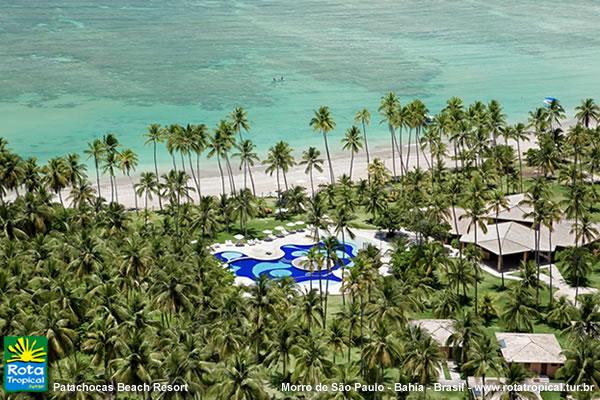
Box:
1 96 599 399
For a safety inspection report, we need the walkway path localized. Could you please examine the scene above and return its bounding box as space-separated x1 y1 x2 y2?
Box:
477 261 597 304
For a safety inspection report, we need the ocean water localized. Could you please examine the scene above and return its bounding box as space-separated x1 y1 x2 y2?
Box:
1 0 599 170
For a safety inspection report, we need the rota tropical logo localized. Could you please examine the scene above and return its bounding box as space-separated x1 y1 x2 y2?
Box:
3 336 48 392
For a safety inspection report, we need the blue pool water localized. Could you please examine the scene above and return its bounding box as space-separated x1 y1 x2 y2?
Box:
214 243 357 283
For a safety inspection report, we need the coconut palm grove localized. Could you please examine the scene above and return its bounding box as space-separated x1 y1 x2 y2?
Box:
1 96 600 400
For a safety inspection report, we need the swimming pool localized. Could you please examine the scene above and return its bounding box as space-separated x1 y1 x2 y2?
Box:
214 243 357 283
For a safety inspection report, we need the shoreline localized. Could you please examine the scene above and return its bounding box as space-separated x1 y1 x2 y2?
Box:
7 132 539 209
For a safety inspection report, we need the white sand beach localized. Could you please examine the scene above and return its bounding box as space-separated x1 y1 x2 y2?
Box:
104 134 540 209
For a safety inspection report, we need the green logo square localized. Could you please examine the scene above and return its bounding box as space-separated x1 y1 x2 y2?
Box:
3 336 48 392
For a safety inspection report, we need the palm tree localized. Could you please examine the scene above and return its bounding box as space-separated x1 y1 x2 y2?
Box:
292 333 332 386
84 139 106 198
402 327 444 394
111 333 160 396
102 133 121 202
546 296 577 329
181 124 202 200
546 98 565 134
322 236 340 326
144 123 164 209
214 120 238 195
230 106 250 141
332 206 356 305
233 139 259 195
354 108 371 166
378 92 401 176
447 311 483 367
327 319 346 364
68 181 96 209
263 141 295 213
310 106 336 184
135 172 159 219
541 198 562 306
463 335 504 399
64 153 87 188
575 98 599 129
232 189 257 235
460 172 489 314
487 189 509 285
341 126 363 179
118 148 138 209
44 157 69 206
510 123 529 192
501 364 535 400
501 287 540 332
300 147 324 198
558 338 600 389
362 321 401 383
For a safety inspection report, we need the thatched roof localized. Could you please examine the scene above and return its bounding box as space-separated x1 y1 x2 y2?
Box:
459 221 554 255
410 319 456 347
538 218 600 248
496 333 565 364
486 193 534 223
444 207 471 236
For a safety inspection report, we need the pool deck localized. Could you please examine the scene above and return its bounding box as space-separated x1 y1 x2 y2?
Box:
210 228 395 293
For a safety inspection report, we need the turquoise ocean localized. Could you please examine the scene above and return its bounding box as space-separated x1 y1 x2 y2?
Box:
1 0 599 171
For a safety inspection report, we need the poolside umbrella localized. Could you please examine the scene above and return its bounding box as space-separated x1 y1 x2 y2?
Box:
262 229 273 235
286 222 296 228
234 234 244 240
295 221 305 226
274 226 285 231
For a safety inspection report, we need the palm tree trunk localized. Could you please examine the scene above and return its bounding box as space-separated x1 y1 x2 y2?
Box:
58 190 64 206
349 152 354 179
196 152 202 197
249 165 257 197
187 154 200 202
341 231 346 306
144 191 149 224
94 157 102 198
114 173 119 203
416 127 421 170
496 211 504 288
362 122 370 166
216 155 226 196
283 170 289 191
224 154 236 195
517 139 524 193
405 128 412 171
309 169 315 198
171 153 177 171
474 223 479 315
388 124 397 177
323 131 335 184
398 125 405 175
276 168 281 217
549 227 553 307
129 176 138 210
324 258 330 329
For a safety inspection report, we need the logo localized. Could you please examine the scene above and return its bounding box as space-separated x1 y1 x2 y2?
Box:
3 336 48 392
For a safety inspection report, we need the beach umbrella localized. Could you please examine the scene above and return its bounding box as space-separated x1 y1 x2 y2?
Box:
286 222 296 228
295 221 305 226
274 226 285 231
234 234 244 240
262 229 273 235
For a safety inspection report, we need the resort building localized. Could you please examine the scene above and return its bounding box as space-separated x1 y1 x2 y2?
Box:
409 319 457 358
495 333 565 378
448 193 600 270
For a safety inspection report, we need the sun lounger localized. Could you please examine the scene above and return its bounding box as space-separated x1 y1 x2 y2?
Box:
225 240 233 246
